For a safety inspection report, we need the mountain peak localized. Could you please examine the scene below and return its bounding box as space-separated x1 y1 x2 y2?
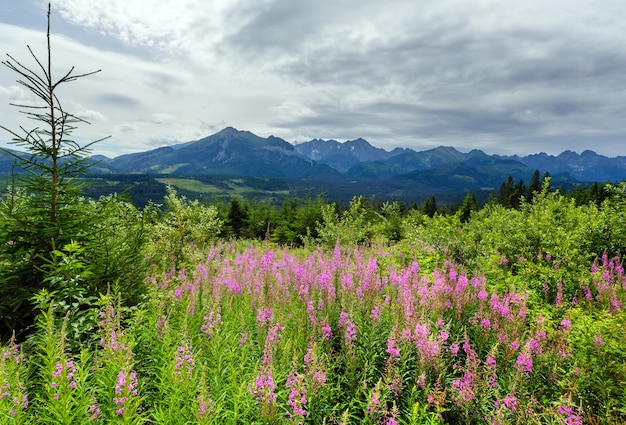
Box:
216 126 240 135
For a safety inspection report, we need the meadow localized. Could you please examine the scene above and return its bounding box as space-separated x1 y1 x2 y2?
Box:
1 184 625 424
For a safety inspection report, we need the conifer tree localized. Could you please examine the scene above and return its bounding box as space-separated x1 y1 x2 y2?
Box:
497 175 512 207
423 195 437 217
458 192 478 223
0 4 109 337
527 169 542 203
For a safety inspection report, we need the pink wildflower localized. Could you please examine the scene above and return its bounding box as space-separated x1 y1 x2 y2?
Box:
514 352 532 376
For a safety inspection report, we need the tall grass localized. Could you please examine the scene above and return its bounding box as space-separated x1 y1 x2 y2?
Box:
1 241 624 423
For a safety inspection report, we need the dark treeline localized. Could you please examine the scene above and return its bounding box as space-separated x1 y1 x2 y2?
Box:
494 169 615 208
211 169 622 245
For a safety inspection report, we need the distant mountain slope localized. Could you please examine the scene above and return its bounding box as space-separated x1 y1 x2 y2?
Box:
294 137 408 172
0 148 28 174
101 127 341 180
347 146 470 178
2 128 625 205
501 150 626 182
388 160 532 194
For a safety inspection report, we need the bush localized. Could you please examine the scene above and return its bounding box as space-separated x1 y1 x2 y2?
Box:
145 186 222 267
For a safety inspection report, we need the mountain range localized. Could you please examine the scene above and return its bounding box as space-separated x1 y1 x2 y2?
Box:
92 126 626 182
1 126 625 204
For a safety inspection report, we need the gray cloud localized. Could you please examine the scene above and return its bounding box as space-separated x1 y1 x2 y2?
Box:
2 0 626 157
254 6 626 155
96 94 143 108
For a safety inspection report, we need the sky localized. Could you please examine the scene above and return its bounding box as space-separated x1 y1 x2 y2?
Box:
1 0 626 158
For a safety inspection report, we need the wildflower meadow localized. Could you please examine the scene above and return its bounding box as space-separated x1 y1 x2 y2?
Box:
1 227 625 423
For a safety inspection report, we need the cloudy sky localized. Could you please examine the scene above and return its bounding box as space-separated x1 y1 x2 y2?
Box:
1 0 625 158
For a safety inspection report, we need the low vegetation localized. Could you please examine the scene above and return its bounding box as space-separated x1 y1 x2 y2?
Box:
1 174 625 424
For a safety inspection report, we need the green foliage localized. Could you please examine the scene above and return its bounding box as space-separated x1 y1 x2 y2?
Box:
0 8 150 340
565 308 626 417
594 182 626 255
375 201 405 243
38 241 99 350
245 197 278 240
0 191 149 339
457 192 479 223
526 169 542 204
422 195 438 218
28 305 93 425
146 186 222 266
0 334 28 423
317 195 375 247
0 230 624 423
78 195 151 303
273 193 324 246
226 196 248 238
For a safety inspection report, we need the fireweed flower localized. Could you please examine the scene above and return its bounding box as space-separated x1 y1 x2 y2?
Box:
451 337 479 405
495 394 517 412
302 346 327 391
99 305 128 356
262 249 275 267
286 371 308 420
251 369 276 407
113 369 139 416
525 338 542 356
514 352 533 377
386 337 400 359
155 315 167 341
385 416 399 425
174 342 195 380
88 404 101 421
416 372 427 389
201 308 222 338
451 370 475 405
256 307 273 325
3 342 20 364
366 385 382 417
337 312 357 346
556 282 564 307
594 335 604 349
173 287 183 299
1 384 11 400
197 394 214 419
477 289 488 302
0 382 28 416
413 322 442 363
266 323 284 344
557 405 583 425
484 354 498 389
260 323 284 367
370 305 383 321
50 358 77 398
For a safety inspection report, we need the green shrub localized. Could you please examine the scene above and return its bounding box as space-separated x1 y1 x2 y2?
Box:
145 186 222 267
